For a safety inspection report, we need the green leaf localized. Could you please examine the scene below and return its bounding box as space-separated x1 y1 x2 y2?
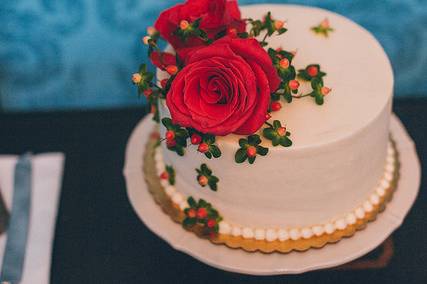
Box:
238 138 248 148
210 145 222 158
204 134 215 144
279 136 293 147
248 156 256 164
315 94 324 105
208 180 218 191
273 120 281 129
263 128 276 140
272 137 280 146
204 152 212 159
235 148 247 163
183 217 196 228
176 146 185 156
257 145 269 156
161 118 172 128
248 134 261 145
198 199 208 208
283 90 292 103
187 197 197 208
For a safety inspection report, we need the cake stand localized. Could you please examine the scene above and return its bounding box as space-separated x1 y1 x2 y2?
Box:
123 114 420 275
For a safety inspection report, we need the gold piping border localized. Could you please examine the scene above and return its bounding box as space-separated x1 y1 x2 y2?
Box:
143 133 400 254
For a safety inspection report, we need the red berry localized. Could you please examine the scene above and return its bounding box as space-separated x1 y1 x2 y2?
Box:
187 208 196 218
227 27 238 37
271 101 282 112
180 20 190 30
198 175 208 186
143 88 153 98
191 134 202 145
274 20 284 30
277 126 286 136
165 130 175 141
166 65 178 75
160 79 168 89
198 142 209 153
166 139 176 148
288 79 300 90
265 113 272 120
150 105 156 114
275 47 283 52
246 146 257 157
279 58 289 69
321 86 331 96
160 171 169 180
197 207 208 219
207 219 216 228
307 65 318 77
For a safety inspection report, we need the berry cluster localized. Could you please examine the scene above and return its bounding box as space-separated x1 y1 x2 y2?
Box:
161 118 189 156
263 120 292 147
196 164 219 191
235 134 269 164
183 197 222 237
188 130 222 159
159 165 176 185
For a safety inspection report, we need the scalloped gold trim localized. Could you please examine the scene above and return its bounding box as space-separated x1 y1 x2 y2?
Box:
143 134 400 254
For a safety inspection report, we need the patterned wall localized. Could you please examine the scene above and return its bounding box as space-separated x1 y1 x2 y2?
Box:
1 0 426 111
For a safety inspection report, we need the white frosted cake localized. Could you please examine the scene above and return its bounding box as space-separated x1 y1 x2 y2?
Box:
134 2 396 251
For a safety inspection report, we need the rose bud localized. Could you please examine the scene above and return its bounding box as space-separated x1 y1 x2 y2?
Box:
143 88 153 98
187 208 196 218
196 207 208 219
191 134 202 145
180 20 190 30
246 145 257 157
198 175 208 187
274 20 284 30
307 65 318 77
288 79 300 90
160 171 169 180
279 58 290 69
132 73 142 84
321 86 332 96
277 126 287 136
147 26 157 36
166 65 178 75
207 219 216 228
271 101 282 112
165 130 175 141
320 18 330 29
166 139 176 148
142 36 151 45
227 27 238 37
160 79 168 89
198 142 209 153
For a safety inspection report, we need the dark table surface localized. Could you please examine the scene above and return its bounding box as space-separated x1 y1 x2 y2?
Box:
0 98 426 284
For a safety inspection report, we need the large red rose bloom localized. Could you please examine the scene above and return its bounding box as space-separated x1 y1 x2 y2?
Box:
166 37 281 136
154 0 246 51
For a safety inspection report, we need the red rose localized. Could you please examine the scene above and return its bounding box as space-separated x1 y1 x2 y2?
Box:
166 37 281 136
154 0 246 52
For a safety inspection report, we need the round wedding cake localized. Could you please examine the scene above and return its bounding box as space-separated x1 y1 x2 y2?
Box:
133 2 396 252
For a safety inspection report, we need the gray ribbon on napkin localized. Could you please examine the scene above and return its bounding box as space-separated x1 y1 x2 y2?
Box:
0 153 32 284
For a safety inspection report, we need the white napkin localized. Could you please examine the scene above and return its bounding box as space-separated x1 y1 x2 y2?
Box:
0 153 65 284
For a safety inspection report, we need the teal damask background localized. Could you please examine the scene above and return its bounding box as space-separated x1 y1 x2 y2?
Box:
1 0 426 111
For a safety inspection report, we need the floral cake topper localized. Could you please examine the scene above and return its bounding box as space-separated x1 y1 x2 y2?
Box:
132 0 332 189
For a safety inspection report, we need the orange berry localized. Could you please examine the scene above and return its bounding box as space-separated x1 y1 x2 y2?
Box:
198 175 208 187
271 101 282 112
180 20 190 30
132 73 142 84
279 58 289 69
166 65 178 75
277 126 286 136
288 79 300 90
246 146 257 157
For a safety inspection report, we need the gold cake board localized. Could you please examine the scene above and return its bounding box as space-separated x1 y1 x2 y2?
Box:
143 132 400 254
